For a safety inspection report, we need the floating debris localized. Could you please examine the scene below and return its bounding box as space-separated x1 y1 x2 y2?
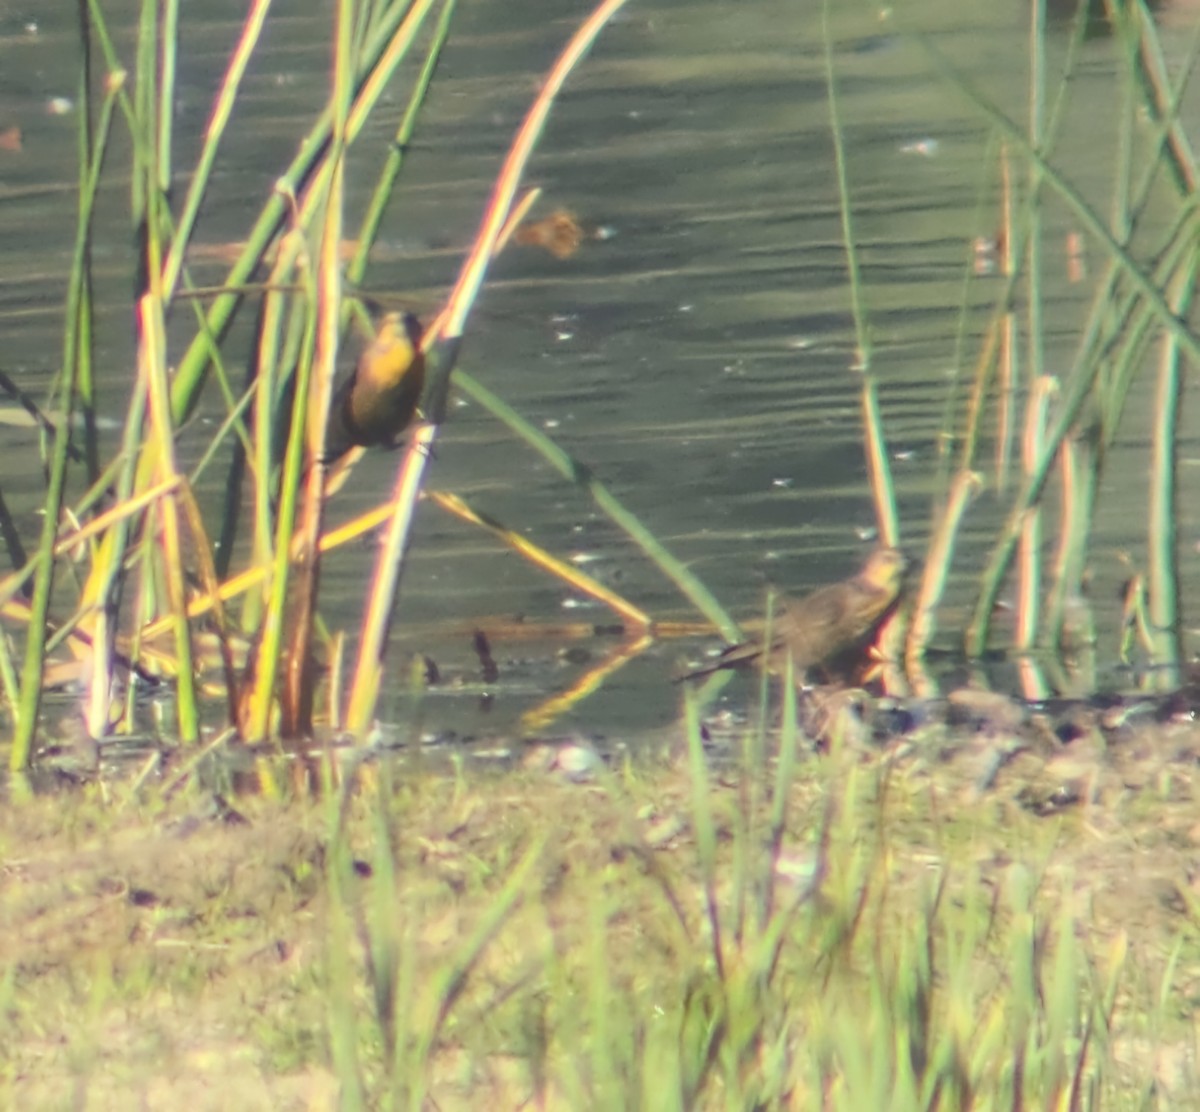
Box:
514 209 595 259
899 137 939 156
973 233 1004 276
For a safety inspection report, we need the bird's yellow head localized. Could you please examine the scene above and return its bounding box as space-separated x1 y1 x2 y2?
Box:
360 310 424 391
859 547 910 594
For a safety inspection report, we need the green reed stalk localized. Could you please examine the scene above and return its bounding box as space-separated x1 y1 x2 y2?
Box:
80 382 149 743
956 316 1002 479
762 654 799 931
134 0 175 296
1116 3 1198 197
177 483 240 724
160 0 274 301
343 430 429 736
823 0 899 547
942 15 1195 646
1099 207 1198 449
245 247 316 741
1111 20 1136 241
349 0 375 62
243 277 306 584
923 38 1200 368
1146 260 1196 689
84 0 144 136
995 154 1018 496
348 0 458 291
133 0 154 249
732 597 782 944
822 2 868 375
280 0 356 740
905 471 982 678
684 688 724 984
128 0 196 734
166 0 439 427
241 244 303 606
860 383 899 548
1015 377 1055 652
405 840 544 1108
1036 204 1196 658
1026 0 1045 388
1041 432 1093 656
0 610 17 724
140 295 199 742
1037 207 1193 620
61 0 166 744
74 7 100 484
948 4 1082 493
1014 3 1047 658
935 130 1000 498
1096 295 1162 449
966 239 1199 654
75 87 122 737
158 0 177 195
457 371 739 640
325 812 367 1110
1036 13 1136 658
8 69 123 769
340 0 634 733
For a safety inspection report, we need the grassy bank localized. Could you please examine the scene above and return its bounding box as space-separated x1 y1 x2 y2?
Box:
4 714 1199 1109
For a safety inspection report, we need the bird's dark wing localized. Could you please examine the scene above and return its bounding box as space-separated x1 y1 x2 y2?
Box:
322 375 358 463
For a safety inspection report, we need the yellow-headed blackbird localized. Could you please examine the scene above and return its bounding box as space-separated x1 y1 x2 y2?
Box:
682 547 909 683
324 310 425 463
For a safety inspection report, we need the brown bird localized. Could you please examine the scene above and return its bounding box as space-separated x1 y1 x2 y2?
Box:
681 547 909 683
324 310 425 463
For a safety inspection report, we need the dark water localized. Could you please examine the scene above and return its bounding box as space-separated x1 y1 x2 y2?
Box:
2 1 1200 741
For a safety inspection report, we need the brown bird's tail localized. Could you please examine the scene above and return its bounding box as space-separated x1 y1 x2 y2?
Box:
675 639 769 683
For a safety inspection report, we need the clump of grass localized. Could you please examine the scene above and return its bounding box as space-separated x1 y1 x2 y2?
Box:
314 684 1178 1108
6 705 1200 1105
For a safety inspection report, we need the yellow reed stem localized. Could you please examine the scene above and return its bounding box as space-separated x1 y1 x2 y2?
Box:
1015 376 1057 653
139 293 199 742
905 470 983 678
429 491 651 629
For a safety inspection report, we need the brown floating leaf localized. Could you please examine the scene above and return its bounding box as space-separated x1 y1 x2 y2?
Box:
514 209 588 259
0 126 23 152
